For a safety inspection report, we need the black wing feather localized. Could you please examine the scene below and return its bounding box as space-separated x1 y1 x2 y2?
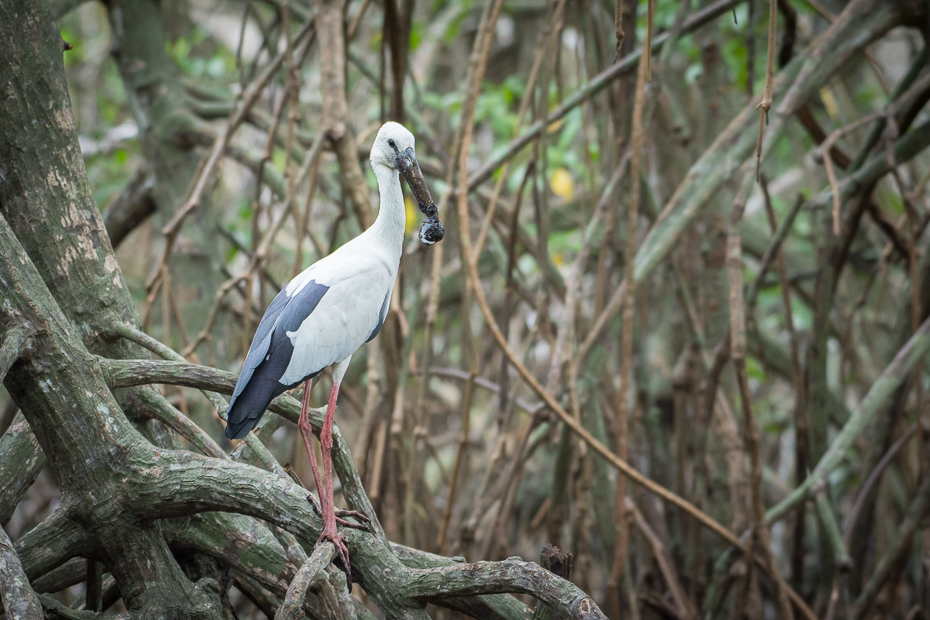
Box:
225 280 329 439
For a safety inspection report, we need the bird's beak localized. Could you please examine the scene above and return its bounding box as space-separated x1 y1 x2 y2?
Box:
395 147 444 245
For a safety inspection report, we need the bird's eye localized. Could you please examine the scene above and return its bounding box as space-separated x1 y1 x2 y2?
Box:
388 139 396 148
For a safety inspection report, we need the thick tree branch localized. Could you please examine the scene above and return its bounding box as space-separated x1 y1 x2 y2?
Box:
0 0 141 357
102 170 156 249
405 558 605 619
0 209 218 614
121 448 604 618
128 388 226 459
16 507 91 583
0 522 43 619
0 414 45 525
276 543 334 620
0 325 33 386
131 450 433 617
29 558 86 595
99 354 389 542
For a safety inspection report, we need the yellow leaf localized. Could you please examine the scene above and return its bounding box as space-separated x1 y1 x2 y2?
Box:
405 197 418 234
549 168 575 202
820 87 840 120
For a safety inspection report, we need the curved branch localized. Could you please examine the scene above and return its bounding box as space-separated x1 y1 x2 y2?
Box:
107 323 296 477
165 513 377 620
100 355 389 543
164 513 293 594
0 325 33 385
158 460 574 620
0 414 46 525
102 170 156 249
104 357 237 393
276 543 334 620
129 388 225 459
0 521 43 619
130 450 429 617
388 544 530 620
16 507 91 583
406 558 605 619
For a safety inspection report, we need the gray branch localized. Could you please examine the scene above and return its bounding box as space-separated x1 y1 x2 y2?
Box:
0 522 43 619
0 325 33 385
405 558 604 619
0 414 46 525
275 542 334 620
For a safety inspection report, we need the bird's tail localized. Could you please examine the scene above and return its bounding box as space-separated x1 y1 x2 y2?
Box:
225 407 264 439
225 376 283 439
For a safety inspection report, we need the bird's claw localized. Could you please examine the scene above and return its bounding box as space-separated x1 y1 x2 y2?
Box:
307 494 372 531
317 531 353 591
336 510 371 533
333 508 371 530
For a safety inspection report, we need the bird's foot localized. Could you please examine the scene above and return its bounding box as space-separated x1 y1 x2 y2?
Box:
333 509 371 530
307 494 371 531
317 528 353 590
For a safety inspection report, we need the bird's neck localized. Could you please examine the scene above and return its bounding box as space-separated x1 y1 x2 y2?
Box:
369 164 407 259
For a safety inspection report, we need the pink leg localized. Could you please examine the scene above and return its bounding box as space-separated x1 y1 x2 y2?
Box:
298 380 370 530
297 379 326 505
298 378 369 589
319 380 354 583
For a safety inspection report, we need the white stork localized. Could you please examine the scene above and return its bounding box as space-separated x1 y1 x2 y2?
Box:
225 122 443 582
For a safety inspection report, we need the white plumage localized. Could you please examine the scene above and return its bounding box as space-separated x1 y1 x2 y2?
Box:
226 122 417 436
225 121 440 585
281 251 395 386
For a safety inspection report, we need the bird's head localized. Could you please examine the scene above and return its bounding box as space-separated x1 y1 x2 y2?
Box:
370 121 417 171
370 122 444 244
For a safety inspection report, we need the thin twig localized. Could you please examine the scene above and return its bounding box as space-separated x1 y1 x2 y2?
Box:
347 0 373 40
629 499 697 620
727 176 794 620
467 0 745 191
606 37 649 618
645 0 655 81
614 0 625 60
843 424 917 548
754 0 777 181
759 177 808 587
437 0 505 554
450 37 817 620
144 22 315 299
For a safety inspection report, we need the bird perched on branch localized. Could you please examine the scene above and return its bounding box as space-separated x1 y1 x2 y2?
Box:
225 122 443 583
